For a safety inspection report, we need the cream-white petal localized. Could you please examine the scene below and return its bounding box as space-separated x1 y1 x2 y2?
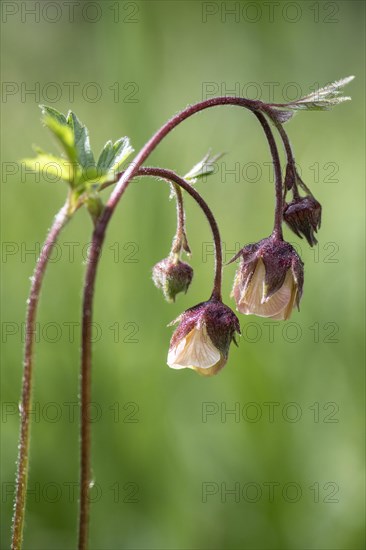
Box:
239 259 265 304
167 337 190 369
167 324 220 370
238 263 294 318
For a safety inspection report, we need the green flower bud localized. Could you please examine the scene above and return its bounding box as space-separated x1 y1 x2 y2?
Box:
152 257 193 303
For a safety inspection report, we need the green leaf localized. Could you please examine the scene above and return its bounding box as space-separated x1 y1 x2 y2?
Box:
28 106 133 196
299 75 354 101
184 151 224 183
283 76 354 111
268 76 354 121
40 105 67 126
22 153 77 183
111 137 134 171
66 111 95 169
285 97 352 111
97 137 133 174
96 140 113 171
40 106 77 165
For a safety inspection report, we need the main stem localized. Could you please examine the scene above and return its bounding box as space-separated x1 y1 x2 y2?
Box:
78 96 281 548
12 202 70 550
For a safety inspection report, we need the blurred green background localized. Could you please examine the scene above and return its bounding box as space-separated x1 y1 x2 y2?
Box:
1 1 365 548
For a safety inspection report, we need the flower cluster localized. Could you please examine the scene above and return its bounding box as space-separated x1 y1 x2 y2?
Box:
163 153 324 378
149 78 353 376
158 160 323 377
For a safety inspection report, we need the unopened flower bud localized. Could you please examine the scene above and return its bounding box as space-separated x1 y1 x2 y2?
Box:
283 195 322 246
231 237 304 320
167 300 241 376
152 257 193 303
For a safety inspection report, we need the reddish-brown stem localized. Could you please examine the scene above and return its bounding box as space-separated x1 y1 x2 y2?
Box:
253 111 284 240
262 107 301 200
11 201 70 550
170 183 190 255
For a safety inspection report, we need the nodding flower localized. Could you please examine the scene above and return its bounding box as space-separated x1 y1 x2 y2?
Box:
230 236 304 321
167 300 240 376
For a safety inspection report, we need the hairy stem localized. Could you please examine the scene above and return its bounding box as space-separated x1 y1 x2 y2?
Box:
78 96 282 548
11 202 71 550
262 109 301 199
272 116 296 167
170 183 190 255
253 112 284 240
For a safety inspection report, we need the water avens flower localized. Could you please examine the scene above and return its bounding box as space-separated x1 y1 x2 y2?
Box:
167 300 240 376
152 256 193 302
284 195 322 246
231 237 304 320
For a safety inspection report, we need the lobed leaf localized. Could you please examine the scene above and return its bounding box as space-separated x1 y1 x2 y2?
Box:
97 137 134 174
22 153 76 183
184 150 224 183
274 75 354 113
66 111 95 169
39 105 77 164
40 105 67 126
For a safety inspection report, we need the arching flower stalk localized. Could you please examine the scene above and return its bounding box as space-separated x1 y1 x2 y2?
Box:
228 78 354 320
263 77 354 247
152 151 225 303
152 180 193 303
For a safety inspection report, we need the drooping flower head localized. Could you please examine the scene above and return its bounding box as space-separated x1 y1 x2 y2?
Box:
167 300 241 376
152 256 193 303
231 236 304 320
283 195 322 246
